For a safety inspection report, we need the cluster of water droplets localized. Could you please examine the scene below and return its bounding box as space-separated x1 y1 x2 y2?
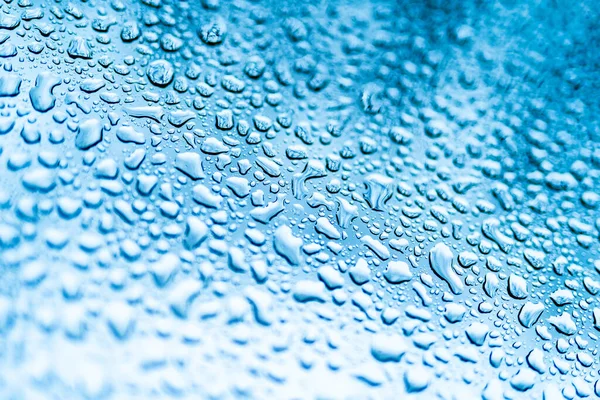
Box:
0 0 599 398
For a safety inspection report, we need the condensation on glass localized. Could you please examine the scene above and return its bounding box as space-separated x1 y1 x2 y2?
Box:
0 0 599 398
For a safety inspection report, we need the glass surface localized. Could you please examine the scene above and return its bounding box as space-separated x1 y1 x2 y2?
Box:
0 0 599 398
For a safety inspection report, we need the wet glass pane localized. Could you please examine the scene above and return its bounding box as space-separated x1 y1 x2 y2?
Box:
0 0 599 398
